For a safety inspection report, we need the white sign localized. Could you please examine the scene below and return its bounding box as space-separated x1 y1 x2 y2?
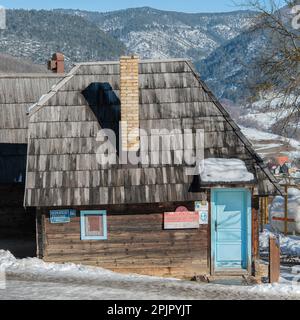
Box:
0 6 6 30
195 201 209 225
199 211 209 225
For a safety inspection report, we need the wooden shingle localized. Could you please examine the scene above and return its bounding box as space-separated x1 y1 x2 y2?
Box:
24 59 280 207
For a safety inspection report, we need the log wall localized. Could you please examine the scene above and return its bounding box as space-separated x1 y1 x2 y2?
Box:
39 202 209 278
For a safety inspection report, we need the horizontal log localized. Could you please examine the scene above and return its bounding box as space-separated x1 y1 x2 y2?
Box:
43 254 207 266
44 240 207 253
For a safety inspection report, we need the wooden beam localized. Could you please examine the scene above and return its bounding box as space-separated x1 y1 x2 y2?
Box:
269 236 280 283
265 197 269 225
272 217 295 223
284 185 288 235
260 197 264 232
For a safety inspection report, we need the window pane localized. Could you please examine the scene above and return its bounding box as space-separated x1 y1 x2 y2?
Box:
84 215 104 237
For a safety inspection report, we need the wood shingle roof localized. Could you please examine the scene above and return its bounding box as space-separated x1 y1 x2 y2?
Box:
24 59 281 207
0 73 63 144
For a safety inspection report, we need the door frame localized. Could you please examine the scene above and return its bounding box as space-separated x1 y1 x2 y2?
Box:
210 188 252 275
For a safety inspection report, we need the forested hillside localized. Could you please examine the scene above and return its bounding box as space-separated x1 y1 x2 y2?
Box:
0 9 126 70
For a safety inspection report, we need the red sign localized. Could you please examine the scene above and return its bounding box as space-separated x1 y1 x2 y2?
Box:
175 206 189 212
164 210 199 230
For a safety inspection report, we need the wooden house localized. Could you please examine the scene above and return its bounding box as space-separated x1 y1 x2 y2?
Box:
0 73 63 242
4 56 281 278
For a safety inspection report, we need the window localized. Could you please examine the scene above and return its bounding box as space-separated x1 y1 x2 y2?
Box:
80 210 107 240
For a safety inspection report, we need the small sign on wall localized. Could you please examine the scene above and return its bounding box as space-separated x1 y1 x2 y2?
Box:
50 210 71 224
195 201 209 225
164 207 199 230
50 209 77 224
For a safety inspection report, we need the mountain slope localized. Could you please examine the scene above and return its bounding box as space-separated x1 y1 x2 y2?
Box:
57 7 256 61
0 9 125 70
197 28 268 102
0 53 49 73
199 5 299 103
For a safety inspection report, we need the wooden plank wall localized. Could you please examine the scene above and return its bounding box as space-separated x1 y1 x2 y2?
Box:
40 202 209 278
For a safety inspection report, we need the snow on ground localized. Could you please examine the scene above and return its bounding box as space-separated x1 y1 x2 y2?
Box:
260 228 300 292
241 126 300 149
240 126 281 141
240 94 300 131
260 227 300 258
240 126 300 159
0 250 300 300
269 188 300 234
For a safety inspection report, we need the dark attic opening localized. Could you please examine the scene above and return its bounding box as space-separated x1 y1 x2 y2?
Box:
82 82 121 154
0 143 36 258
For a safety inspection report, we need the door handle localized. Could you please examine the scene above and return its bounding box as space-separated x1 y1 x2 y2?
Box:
215 220 218 231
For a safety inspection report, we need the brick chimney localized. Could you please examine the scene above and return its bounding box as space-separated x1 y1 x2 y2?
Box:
120 56 140 152
48 53 64 74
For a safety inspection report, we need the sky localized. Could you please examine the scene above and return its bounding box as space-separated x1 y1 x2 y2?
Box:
0 0 249 13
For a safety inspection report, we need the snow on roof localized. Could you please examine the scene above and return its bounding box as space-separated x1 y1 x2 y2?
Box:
199 158 255 183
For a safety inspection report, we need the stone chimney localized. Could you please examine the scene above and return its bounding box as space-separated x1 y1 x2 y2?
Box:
48 53 65 74
120 56 140 152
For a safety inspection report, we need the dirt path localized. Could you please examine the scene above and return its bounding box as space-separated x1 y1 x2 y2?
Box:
0 276 297 300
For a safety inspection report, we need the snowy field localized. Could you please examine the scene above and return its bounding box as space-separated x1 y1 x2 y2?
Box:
269 188 300 234
260 228 300 290
240 126 300 159
0 250 300 300
261 228 300 258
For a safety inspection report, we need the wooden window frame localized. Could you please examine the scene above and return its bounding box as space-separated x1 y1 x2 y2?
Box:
80 210 107 240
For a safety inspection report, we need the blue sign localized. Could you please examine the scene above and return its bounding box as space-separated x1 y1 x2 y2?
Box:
69 209 77 218
50 210 71 224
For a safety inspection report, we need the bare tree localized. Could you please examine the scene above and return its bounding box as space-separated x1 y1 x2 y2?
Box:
241 0 300 137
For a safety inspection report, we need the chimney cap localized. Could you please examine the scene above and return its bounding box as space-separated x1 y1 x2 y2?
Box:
48 52 65 73
120 55 139 60
52 52 64 61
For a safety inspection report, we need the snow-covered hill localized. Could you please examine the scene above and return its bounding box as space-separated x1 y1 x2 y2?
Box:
0 9 125 70
239 94 300 137
198 28 268 102
57 7 256 62
240 126 300 160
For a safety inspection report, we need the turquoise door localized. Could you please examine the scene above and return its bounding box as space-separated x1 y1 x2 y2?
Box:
211 188 251 272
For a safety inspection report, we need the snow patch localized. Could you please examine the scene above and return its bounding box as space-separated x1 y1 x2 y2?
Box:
249 282 300 296
0 250 177 284
260 228 300 257
240 126 300 160
270 188 300 234
1 250 300 299
200 158 254 183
